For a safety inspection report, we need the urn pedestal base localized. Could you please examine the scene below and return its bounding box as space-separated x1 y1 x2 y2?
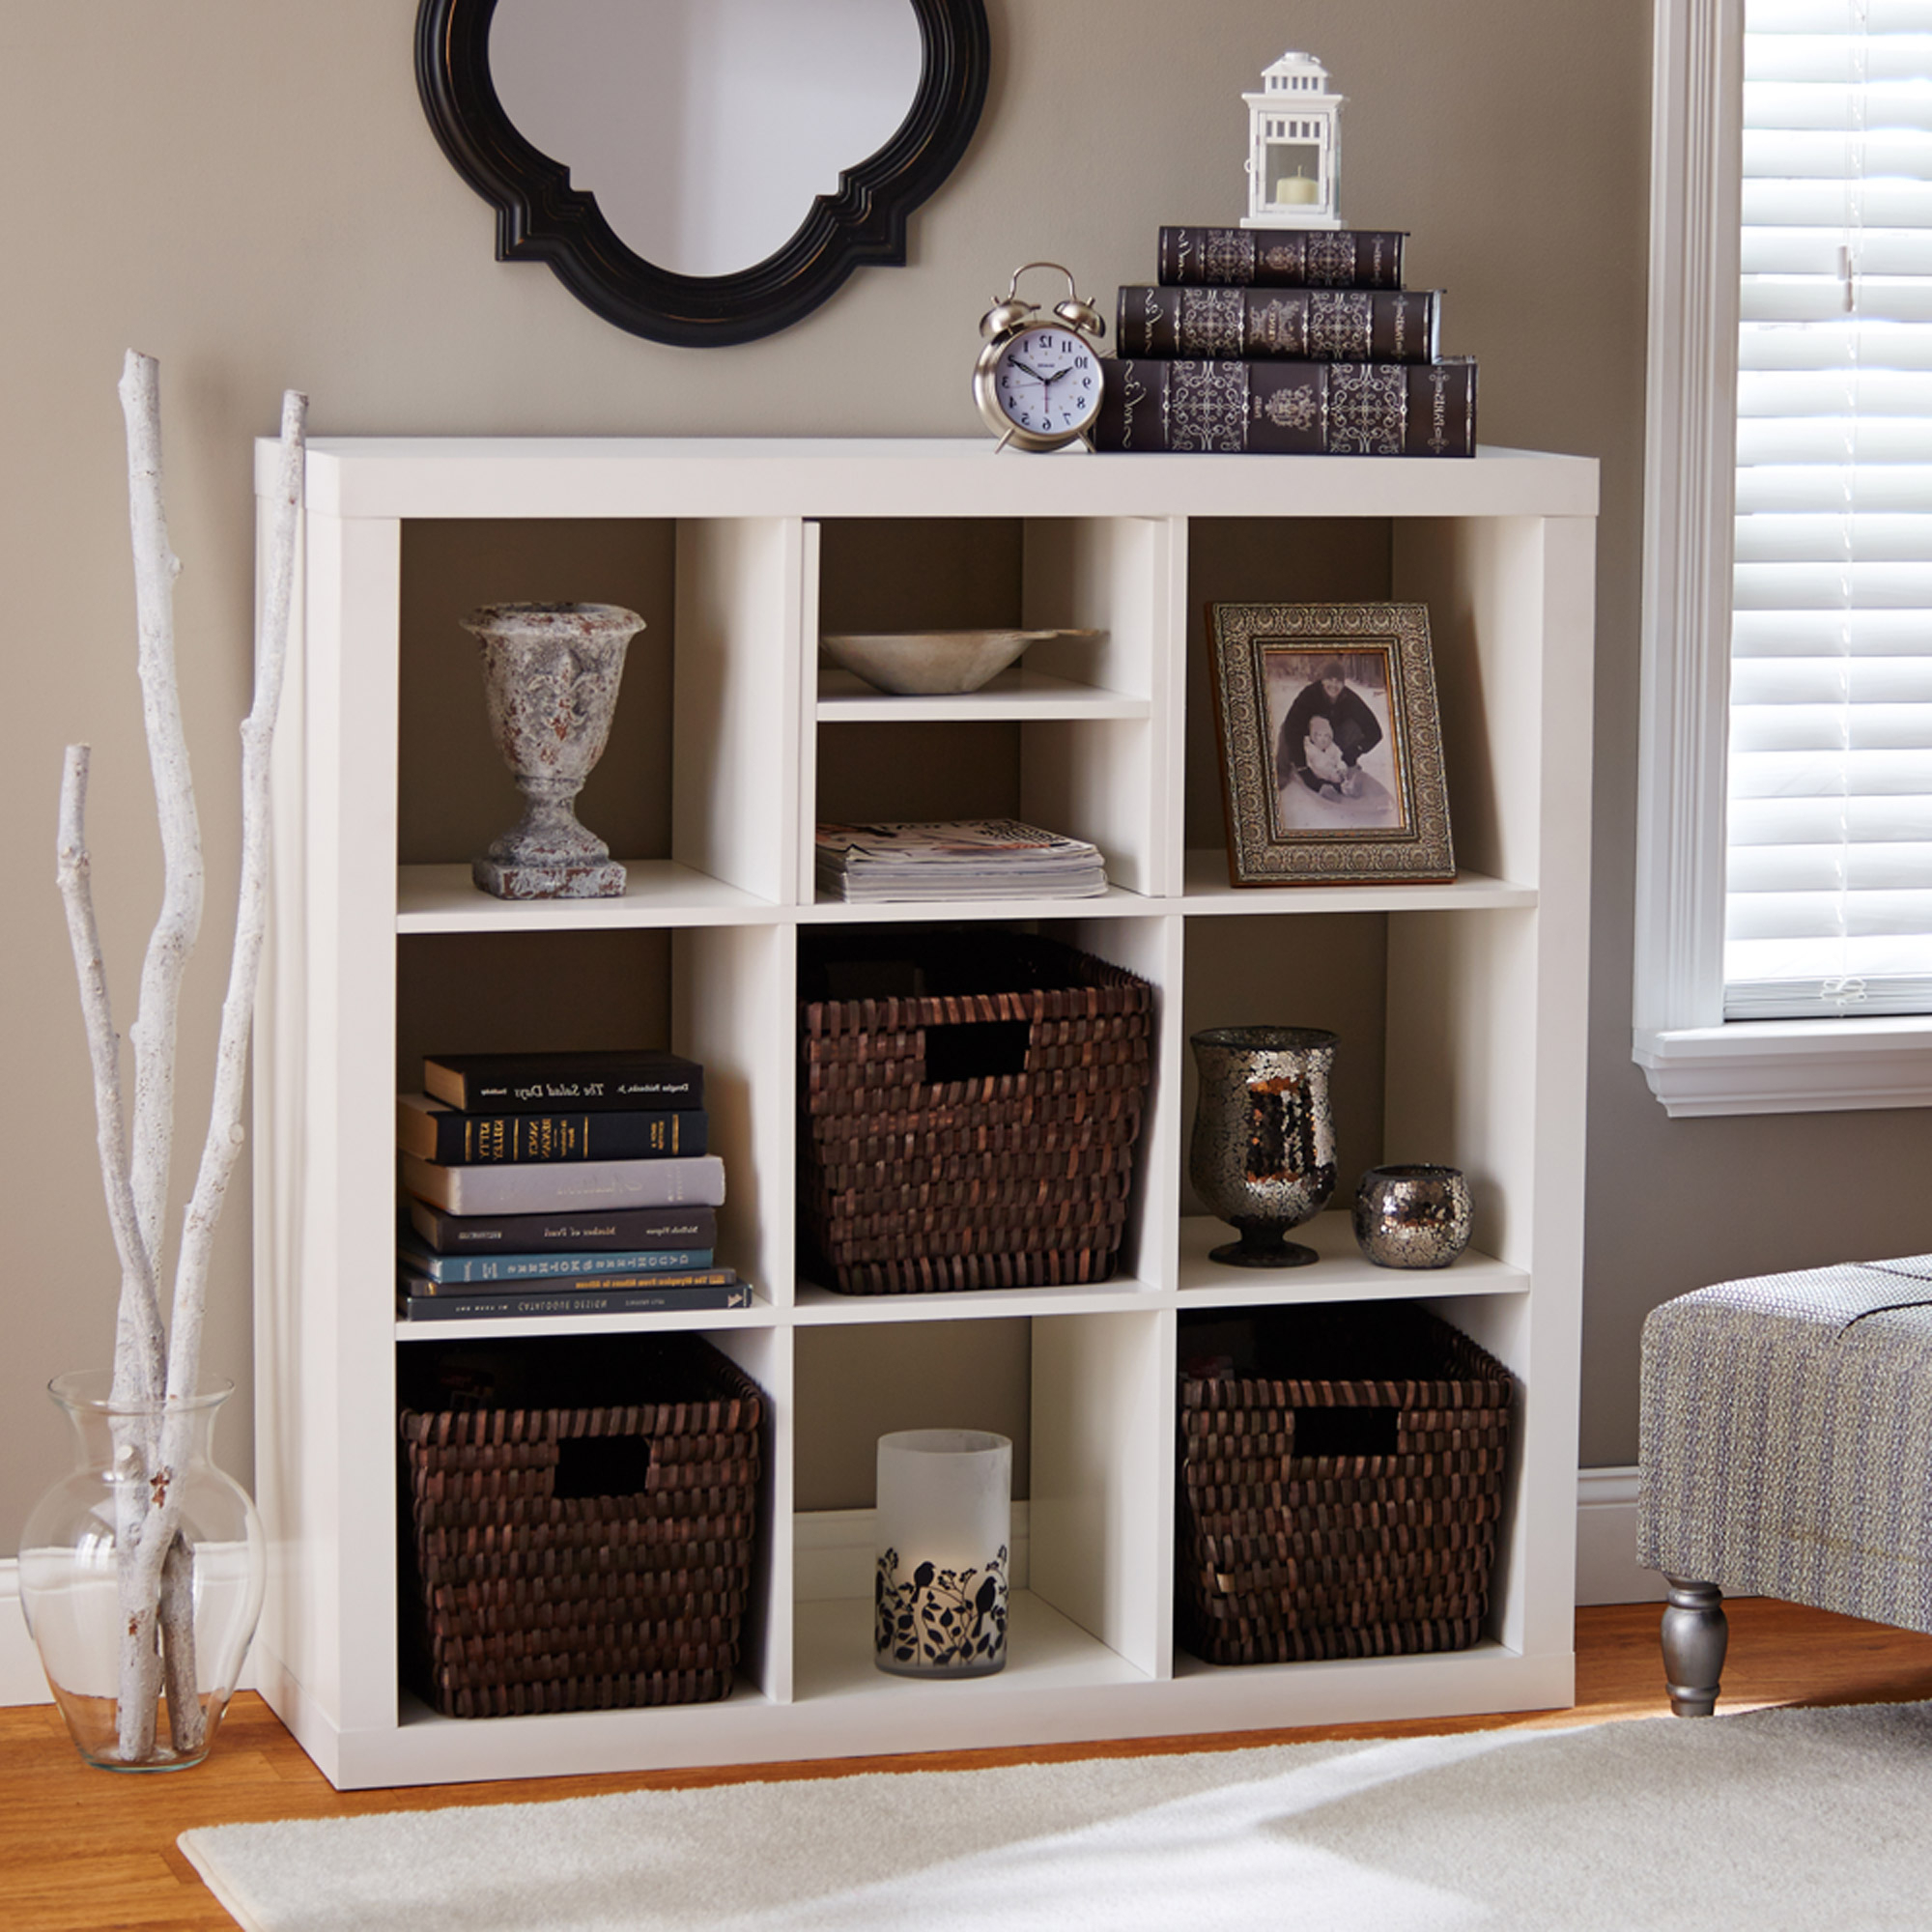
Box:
1208 1225 1320 1268
470 854 628 899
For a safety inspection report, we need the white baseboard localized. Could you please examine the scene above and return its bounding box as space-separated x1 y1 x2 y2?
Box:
0 1563 49 1707
0 1478 1661 1711
0 1556 265 1709
1576 1465 1668 1606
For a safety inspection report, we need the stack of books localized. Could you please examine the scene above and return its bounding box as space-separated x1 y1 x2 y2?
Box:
395 1048 749 1321
815 818 1109 903
1094 225 1475 457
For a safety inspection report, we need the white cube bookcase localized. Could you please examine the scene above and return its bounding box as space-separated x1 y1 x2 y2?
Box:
251 438 1597 1789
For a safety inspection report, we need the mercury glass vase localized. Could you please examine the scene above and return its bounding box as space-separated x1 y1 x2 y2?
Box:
17 1373 265 1771
467 601 644 900
1352 1164 1474 1269
1189 1026 1339 1267
874 1430 1011 1678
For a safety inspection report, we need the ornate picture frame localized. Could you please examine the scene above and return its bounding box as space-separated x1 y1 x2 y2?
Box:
415 0 990 349
1208 602 1455 886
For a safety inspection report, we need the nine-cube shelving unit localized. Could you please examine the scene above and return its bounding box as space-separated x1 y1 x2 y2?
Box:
252 437 1597 1789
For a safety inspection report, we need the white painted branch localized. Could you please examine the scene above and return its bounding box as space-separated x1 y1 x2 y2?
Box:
119 350 203 1280
55 747 164 1407
160 1536 203 1754
102 389 306 1763
165 387 306 1410
56 742 167 1760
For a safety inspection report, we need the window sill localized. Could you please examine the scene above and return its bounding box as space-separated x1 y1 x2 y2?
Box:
1634 1016 1932 1117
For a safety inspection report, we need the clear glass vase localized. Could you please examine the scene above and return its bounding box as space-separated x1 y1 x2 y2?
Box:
17 1372 265 1771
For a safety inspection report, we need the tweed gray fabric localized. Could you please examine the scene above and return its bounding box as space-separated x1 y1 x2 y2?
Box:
1637 1261 1932 1634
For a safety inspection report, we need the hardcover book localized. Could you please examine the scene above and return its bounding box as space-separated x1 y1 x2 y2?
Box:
1157 227 1407 290
396 1279 753 1321
406 1201 719 1254
400 1151 727 1215
421 1049 703 1113
399 1265 738 1297
1094 357 1477 458
1116 286 1440 364
396 1093 707 1164
395 1239 716 1284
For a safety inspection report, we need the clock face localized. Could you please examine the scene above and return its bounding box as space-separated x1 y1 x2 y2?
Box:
989 325 1103 440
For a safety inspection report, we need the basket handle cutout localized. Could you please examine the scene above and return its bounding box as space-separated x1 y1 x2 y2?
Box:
1293 1406 1400 1459
552 1431 657 1500
923 1017 1031 1086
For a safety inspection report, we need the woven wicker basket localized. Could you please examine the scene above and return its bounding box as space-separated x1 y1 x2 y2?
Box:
398 1333 765 1718
1177 1303 1513 1665
799 930 1153 1294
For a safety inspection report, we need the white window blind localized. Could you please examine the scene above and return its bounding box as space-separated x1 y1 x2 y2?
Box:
1727 0 1932 1018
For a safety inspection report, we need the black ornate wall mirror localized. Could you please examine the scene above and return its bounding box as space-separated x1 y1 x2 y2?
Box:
416 0 990 348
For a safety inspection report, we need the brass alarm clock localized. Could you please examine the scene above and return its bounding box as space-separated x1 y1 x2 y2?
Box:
974 262 1108 452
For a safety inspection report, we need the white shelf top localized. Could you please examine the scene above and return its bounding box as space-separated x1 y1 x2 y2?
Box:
1177 1210 1527 1298
792 1592 1150 1705
800 883 1157 923
396 861 777 933
793 1274 1165 1323
394 860 1537 931
264 436 1600 522
393 1295 778 1343
1179 849 1537 913
815 667 1151 723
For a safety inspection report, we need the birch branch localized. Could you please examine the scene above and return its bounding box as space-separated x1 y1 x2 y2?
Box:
55 747 164 1409
59 740 166 1762
120 350 202 1281
164 386 306 1409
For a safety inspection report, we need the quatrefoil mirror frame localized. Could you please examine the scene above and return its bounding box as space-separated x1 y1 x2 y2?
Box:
415 0 991 348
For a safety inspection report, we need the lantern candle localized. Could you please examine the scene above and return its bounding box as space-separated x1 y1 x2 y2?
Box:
874 1430 1011 1678
1275 173 1320 205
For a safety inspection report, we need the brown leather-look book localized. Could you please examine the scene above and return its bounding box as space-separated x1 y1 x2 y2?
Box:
1157 227 1407 289
1094 357 1477 458
1117 286 1440 364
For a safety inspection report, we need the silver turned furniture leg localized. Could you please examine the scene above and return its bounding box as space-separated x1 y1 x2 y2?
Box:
1661 1577 1728 1717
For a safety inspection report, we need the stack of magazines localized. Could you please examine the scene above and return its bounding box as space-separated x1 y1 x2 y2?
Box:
815 819 1109 903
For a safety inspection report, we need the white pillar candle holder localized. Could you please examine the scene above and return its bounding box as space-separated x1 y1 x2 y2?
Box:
874 1430 1011 1678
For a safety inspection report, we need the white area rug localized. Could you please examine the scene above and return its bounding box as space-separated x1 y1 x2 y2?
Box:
179 1700 1932 1932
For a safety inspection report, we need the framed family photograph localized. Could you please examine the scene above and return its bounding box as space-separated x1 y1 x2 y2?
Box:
1207 602 1455 886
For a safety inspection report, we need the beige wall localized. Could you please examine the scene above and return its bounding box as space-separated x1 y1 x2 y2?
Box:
5 0 1906 1544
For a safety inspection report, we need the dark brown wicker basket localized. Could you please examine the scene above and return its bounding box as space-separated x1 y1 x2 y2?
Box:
798 931 1153 1294
397 1333 765 1718
1177 1304 1513 1665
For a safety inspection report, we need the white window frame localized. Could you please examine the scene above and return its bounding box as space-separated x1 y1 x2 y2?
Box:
1633 0 1932 1115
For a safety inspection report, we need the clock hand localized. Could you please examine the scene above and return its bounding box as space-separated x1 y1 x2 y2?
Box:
1009 358 1048 383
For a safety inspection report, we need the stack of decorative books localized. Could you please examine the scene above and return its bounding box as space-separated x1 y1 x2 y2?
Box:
395 1048 748 1321
1094 224 1475 457
815 818 1108 903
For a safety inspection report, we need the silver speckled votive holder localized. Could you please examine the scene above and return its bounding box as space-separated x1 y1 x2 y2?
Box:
1352 1164 1473 1270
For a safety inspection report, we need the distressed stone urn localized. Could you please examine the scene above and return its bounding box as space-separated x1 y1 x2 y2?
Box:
466 602 643 899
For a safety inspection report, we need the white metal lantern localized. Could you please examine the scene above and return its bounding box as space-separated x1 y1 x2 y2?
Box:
1241 50 1344 231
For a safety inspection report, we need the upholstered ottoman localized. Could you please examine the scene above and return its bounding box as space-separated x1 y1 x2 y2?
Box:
1636 1257 1932 1715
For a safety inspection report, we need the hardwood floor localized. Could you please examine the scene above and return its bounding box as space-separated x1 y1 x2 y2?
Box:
8 1598 1932 1931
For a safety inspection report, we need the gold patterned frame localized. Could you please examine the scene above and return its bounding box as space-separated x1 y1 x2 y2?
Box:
1208 602 1455 886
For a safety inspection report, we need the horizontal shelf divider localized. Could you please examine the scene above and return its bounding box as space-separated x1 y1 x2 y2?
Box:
1179 851 1537 914
396 864 1538 934
793 1277 1165 1323
393 1298 780 1342
398 861 777 933
815 668 1151 723
1177 1211 1528 1300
